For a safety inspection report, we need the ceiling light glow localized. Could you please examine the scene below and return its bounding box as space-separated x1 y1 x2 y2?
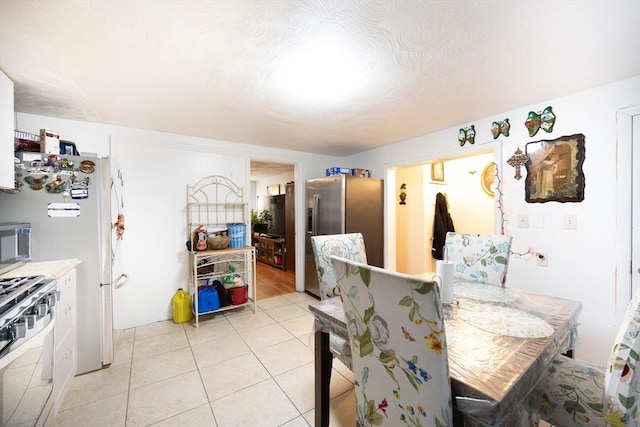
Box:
273 43 366 105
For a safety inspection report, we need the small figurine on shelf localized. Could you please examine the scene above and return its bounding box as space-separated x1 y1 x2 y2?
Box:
195 226 208 251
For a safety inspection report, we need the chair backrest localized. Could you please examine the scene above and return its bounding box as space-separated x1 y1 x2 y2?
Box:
444 232 513 286
310 233 367 300
604 290 640 424
331 256 452 426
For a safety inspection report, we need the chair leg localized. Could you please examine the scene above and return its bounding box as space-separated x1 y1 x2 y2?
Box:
315 330 332 427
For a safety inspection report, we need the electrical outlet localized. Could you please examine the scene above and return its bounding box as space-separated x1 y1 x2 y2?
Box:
536 252 548 267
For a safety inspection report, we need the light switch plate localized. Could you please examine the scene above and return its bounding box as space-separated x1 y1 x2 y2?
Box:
517 214 529 228
564 214 577 230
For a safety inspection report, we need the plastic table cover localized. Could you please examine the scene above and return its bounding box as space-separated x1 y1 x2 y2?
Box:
309 281 582 427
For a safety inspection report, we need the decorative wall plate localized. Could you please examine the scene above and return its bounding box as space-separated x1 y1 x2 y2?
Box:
458 125 476 146
491 119 510 139
525 106 556 137
480 163 495 197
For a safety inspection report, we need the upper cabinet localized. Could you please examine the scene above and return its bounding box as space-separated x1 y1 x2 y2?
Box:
0 70 14 189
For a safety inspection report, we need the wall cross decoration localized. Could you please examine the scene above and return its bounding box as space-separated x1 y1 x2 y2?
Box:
507 147 528 180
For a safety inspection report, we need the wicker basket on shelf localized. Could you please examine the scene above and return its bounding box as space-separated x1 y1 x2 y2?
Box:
208 234 230 250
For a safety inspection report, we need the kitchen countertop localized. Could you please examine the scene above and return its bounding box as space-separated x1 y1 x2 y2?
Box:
0 259 82 280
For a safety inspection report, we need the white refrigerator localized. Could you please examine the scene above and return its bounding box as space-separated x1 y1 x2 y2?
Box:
0 152 127 374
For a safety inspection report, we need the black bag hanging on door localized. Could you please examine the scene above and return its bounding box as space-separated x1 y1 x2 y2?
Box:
212 280 230 307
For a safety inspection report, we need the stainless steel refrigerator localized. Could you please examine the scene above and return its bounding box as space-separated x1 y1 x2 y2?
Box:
305 175 384 297
0 152 127 374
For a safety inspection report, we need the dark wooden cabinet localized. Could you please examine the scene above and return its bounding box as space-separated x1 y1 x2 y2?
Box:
254 235 285 269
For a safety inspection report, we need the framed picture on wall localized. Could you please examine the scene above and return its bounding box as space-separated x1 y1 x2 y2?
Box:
431 162 445 182
267 184 280 195
524 133 585 203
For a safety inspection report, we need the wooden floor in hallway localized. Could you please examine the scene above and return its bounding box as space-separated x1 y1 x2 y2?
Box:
255 260 298 299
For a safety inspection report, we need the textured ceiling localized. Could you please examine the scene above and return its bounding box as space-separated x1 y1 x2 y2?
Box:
1 0 639 158
250 160 294 181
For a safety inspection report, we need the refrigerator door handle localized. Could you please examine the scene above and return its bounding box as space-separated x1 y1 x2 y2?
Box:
312 193 319 236
100 273 129 289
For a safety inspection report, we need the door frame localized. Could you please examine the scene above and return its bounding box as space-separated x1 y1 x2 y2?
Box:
615 105 640 323
385 142 501 272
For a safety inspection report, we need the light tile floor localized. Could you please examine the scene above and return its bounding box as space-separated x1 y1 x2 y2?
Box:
54 292 356 427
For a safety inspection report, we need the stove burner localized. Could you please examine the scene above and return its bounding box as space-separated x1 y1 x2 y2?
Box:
0 275 48 319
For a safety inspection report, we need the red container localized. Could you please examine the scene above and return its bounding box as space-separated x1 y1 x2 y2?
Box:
228 285 248 305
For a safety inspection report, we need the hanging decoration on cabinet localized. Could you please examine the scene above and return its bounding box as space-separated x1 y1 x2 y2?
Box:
458 125 476 146
491 119 510 139
24 175 48 191
399 183 407 205
506 147 529 180
524 106 556 137
113 214 125 240
524 133 585 203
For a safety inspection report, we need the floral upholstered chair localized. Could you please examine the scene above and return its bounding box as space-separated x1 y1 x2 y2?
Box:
310 233 368 369
311 233 368 300
331 255 452 427
535 290 640 427
443 232 513 286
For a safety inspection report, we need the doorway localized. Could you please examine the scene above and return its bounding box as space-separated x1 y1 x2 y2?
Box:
250 160 296 298
392 150 497 275
615 105 640 321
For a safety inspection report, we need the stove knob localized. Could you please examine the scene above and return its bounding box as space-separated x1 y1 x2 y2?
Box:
47 292 57 307
13 319 26 339
25 313 37 329
0 327 12 341
36 303 48 318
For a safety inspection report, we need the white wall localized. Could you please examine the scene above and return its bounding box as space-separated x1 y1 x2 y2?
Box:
14 76 639 364
395 165 425 274
14 113 341 328
346 76 640 365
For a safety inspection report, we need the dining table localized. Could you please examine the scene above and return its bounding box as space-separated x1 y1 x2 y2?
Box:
309 279 583 427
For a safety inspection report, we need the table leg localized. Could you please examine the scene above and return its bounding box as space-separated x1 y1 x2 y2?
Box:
315 330 332 427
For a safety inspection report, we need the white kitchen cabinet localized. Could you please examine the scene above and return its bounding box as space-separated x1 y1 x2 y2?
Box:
187 176 256 328
0 70 15 189
53 268 77 413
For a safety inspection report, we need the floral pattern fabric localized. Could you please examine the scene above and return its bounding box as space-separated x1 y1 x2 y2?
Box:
604 290 640 426
311 233 368 300
331 255 452 427
536 355 606 427
311 233 368 369
444 232 513 286
535 291 640 427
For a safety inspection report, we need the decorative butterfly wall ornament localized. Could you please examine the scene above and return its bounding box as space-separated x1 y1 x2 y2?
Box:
491 119 510 139
525 106 556 137
458 125 475 146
